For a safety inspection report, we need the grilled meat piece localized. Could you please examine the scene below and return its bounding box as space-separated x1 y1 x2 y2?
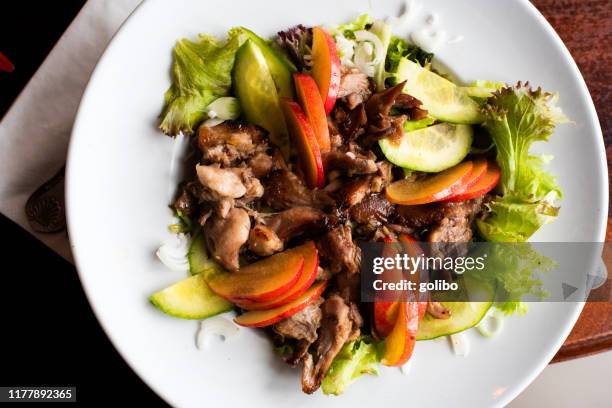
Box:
394 93 429 120
248 151 275 178
333 103 368 141
317 226 361 275
349 193 395 230
263 170 333 210
274 298 324 344
197 122 269 167
248 224 284 256
264 207 326 243
196 164 247 199
301 295 362 394
337 68 372 110
323 150 378 176
336 176 372 207
204 208 250 271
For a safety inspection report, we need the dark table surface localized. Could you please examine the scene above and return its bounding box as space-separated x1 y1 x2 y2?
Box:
0 0 609 405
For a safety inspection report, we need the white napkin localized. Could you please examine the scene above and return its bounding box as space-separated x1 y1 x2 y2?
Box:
0 0 142 262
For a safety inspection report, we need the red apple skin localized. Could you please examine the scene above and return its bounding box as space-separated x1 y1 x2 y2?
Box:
386 161 474 205
294 73 331 153
382 300 427 367
374 236 403 337
208 252 304 303
311 27 341 115
234 281 327 328
235 242 319 311
445 161 501 202
280 98 325 188
444 158 487 200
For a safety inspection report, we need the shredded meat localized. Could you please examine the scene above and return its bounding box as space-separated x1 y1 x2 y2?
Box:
301 295 362 394
427 301 451 319
197 122 269 167
264 207 326 242
337 68 372 110
336 176 372 207
248 224 284 256
317 226 361 275
196 164 247 199
360 81 431 147
427 198 484 243
323 150 378 176
274 298 324 344
394 93 429 120
204 208 250 271
248 152 274 178
263 170 333 210
394 199 484 230
173 186 196 217
349 193 395 230
332 104 368 141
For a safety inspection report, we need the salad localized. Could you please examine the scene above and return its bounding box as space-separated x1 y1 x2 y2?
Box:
149 12 566 395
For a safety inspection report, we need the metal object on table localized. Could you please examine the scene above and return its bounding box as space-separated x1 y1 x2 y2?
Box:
25 167 66 233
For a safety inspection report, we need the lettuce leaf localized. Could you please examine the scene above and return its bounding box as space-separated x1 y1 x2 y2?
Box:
477 83 567 242
470 243 554 315
160 29 246 136
385 36 433 85
321 336 380 396
331 14 374 39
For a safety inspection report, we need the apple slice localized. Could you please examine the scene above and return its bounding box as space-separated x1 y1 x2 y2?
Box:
207 251 304 302
374 237 403 337
443 157 487 200
385 161 473 205
234 281 327 327
375 235 426 337
294 73 331 153
382 301 427 367
311 26 341 114
280 98 325 188
445 161 501 202
235 242 319 311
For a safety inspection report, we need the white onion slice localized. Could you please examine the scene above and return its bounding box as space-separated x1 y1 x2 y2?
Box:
475 309 505 338
354 30 385 65
448 332 470 357
196 313 240 350
399 359 413 375
156 233 190 273
202 118 225 128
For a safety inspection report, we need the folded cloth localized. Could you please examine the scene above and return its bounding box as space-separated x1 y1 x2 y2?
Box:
0 0 141 262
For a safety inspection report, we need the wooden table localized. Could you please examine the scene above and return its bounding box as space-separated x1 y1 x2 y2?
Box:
530 0 612 362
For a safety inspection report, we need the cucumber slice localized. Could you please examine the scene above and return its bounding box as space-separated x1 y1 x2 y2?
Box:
396 59 484 124
240 27 296 98
379 123 473 172
150 274 233 319
417 276 495 340
233 40 290 157
188 231 224 277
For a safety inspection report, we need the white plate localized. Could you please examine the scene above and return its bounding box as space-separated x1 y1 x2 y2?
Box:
66 0 607 406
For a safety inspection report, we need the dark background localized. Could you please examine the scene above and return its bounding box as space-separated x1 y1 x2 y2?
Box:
0 0 609 406
0 1 167 406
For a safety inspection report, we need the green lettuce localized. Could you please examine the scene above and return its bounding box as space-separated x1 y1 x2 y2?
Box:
470 243 555 315
385 36 433 85
331 14 374 39
477 84 567 242
321 336 380 396
160 29 246 136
